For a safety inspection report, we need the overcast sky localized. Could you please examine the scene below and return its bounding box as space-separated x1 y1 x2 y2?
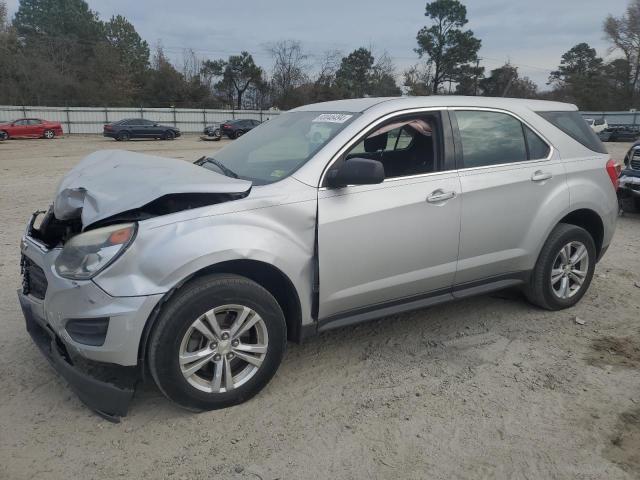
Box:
5 0 632 88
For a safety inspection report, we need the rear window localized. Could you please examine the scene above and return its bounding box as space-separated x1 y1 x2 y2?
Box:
537 111 607 154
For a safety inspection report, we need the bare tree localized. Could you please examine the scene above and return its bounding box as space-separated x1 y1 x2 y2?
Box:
604 0 640 103
266 40 309 108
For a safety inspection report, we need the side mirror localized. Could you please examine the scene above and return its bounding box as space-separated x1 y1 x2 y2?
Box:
326 158 385 188
153 123 159 127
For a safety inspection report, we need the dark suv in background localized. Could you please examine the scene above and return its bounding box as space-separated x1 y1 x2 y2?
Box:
220 119 261 139
103 119 181 141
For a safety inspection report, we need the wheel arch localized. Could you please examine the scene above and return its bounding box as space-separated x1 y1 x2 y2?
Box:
138 259 304 366
557 208 604 258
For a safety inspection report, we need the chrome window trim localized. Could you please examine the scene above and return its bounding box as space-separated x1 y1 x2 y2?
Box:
318 106 556 189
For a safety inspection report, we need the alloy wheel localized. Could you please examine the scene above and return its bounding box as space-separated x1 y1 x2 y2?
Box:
179 304 268 393
550 241 589 299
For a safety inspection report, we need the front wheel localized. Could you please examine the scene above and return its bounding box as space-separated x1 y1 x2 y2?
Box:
43 129 55 139
524 223 596 310
0 131 7 141
162 130 175 140
148 274 287 411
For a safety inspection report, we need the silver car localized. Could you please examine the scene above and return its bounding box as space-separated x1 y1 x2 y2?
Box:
18 97 619 420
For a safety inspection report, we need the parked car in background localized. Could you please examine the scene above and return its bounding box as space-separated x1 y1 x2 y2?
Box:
620 142 640 213
103 119 181 141
0 118 63 140
220 119 261 139
202 121 232 141
584 117 608 134
18 96 618 420
599 125 640 142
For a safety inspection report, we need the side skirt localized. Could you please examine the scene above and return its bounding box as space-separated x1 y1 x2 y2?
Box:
316 272 529 334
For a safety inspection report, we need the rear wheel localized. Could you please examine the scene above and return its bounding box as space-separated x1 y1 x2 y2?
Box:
117 131 130 141
232 130 244 139
148 274 287 411
525 223 596 310
43 129 55 139
0 131 7 141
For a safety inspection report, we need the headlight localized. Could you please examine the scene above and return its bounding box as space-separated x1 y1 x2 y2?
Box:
55 223 136 280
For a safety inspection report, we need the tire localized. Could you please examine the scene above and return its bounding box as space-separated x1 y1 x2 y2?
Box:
148 274 287 411
524 223 596 310
117 131 130 141
162 130 175 140
43 129 55 139
232 130 244 139
620 195 640 213
0 131 7 141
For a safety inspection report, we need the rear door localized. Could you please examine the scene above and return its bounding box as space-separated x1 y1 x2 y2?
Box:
317 110 462 320
451 109 569 287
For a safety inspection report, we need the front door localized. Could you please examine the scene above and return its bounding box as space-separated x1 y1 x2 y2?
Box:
317 111 461 320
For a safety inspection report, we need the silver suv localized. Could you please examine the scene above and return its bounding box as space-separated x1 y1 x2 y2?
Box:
18 97 619 420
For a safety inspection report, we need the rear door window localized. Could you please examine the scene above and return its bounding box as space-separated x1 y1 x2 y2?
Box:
455 111 528 168
537 111 607 154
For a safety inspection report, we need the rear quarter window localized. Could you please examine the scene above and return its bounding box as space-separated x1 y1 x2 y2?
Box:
537 111 607 154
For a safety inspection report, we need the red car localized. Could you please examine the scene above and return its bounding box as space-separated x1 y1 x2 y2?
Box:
0 118 63 140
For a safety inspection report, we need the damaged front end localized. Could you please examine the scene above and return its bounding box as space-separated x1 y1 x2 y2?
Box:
19 149 255 421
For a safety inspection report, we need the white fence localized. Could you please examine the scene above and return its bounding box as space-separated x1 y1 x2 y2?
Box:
0 106 280 134
581 111 640 126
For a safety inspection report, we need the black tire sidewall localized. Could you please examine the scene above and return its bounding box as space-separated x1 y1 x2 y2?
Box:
538 225 596 309
149 274 286 411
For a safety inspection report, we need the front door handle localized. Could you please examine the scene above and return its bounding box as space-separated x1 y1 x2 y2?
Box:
426 189 456 204
531 170 553 182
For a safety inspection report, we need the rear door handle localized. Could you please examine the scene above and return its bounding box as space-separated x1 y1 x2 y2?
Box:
531 170 553 182
426 189 456 203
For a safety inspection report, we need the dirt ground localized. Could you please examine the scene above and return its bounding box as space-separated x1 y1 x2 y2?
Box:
0 135 639 480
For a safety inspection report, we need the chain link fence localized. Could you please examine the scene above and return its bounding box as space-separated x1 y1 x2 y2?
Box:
0 106 281 134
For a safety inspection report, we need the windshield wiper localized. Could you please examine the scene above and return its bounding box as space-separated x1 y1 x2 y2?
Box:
202 157 239 179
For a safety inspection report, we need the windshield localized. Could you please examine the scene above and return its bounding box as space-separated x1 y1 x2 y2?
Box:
202 111 359 185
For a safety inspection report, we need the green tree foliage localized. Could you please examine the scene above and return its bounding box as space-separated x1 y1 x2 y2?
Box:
104 15 150 77
548 43 608 110
415 0 481 94
207 52 263 109
13 0 102 40
480 63 537 98
335 48 400 98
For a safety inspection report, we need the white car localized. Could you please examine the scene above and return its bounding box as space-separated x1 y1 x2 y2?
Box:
584 118 608 134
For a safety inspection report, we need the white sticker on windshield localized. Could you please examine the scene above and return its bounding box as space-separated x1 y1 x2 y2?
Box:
312 113 353 123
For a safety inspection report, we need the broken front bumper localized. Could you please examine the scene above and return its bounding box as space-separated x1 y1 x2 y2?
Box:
18 290 136 421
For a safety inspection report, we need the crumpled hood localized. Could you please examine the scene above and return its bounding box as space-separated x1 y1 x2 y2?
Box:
54 150 252 227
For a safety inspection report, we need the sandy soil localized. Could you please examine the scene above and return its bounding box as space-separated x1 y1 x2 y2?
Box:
0 136 639 480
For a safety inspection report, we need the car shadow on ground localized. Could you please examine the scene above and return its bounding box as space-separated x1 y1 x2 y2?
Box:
129 287 534 418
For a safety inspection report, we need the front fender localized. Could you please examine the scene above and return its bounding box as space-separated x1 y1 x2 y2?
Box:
94 199 317 321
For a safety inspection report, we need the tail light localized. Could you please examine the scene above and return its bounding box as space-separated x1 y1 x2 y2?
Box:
222 124 230 128
104 124 112 131
606 159 621 191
